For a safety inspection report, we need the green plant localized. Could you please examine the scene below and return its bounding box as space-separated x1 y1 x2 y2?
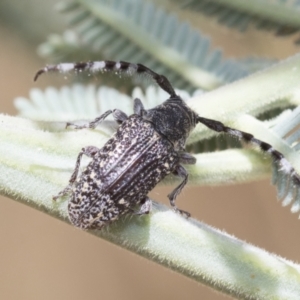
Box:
2 0 300 299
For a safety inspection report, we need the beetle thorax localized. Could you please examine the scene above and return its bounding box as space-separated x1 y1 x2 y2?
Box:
143 97 197 150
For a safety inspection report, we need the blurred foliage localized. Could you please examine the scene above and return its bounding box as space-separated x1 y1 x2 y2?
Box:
3 2 300 298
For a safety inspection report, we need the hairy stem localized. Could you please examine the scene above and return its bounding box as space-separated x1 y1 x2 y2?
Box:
0 114 299 299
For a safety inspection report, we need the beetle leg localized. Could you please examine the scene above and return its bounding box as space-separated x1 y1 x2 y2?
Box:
179 152 196 165
66 110 113 129
53 146 99 201
133 98 146 116
168 165 191 217
112 109 128 124
66 109 129 129
134 197 152 215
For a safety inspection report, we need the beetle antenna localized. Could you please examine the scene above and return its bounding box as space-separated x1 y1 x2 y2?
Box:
34 60 177 98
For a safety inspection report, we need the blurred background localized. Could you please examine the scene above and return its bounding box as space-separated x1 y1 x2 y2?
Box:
1 1 300 299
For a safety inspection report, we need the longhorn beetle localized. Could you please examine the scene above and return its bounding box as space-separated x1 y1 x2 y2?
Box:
34 60 300 229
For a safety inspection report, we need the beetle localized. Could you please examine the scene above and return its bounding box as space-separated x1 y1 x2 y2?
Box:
34 60 300 229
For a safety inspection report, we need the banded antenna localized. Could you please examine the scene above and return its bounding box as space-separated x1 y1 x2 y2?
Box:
34 60 177 98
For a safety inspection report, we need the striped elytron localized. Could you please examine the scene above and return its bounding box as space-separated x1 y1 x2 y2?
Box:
35 60 300 229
